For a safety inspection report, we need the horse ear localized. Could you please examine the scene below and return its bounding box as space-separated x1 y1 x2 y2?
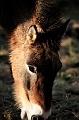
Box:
58 19 70 36
49 19 70 41
27 25 37 43
55 19 70 39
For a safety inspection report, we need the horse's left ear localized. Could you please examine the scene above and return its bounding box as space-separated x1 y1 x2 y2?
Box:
59 19 70 36
55 19 70 40
27 25 37 43
49 19 70 41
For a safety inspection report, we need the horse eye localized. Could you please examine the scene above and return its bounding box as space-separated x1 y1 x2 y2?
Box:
28 65 37 73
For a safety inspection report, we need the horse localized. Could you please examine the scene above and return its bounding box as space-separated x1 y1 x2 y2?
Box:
0 0 69 120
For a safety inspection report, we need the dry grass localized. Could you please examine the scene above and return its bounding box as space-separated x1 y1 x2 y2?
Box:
0 0 79 119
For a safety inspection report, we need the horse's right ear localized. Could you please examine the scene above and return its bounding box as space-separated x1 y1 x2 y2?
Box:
27 25 37 44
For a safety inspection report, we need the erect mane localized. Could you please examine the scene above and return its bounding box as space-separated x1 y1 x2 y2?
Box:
35 0 62 32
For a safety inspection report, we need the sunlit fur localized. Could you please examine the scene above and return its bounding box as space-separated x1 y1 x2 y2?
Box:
0 0 69 120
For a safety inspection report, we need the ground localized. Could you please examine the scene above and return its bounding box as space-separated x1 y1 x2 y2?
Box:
0 0 79 120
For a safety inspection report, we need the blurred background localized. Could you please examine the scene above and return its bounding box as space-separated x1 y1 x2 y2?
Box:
0 0 79 120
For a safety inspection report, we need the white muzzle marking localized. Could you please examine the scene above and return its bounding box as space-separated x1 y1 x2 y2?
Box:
21 103 51 120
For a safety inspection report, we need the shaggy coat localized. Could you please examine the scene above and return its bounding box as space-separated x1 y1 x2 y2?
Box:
0 0 69 120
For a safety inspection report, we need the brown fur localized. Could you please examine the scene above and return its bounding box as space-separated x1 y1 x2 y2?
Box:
9 22 62 111
0 0 69 119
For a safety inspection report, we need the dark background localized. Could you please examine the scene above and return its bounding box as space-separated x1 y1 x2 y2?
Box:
0 0 79 120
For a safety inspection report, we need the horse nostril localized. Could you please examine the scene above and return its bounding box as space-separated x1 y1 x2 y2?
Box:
31 115 44 120
31 115 37 120
38 116 44 120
